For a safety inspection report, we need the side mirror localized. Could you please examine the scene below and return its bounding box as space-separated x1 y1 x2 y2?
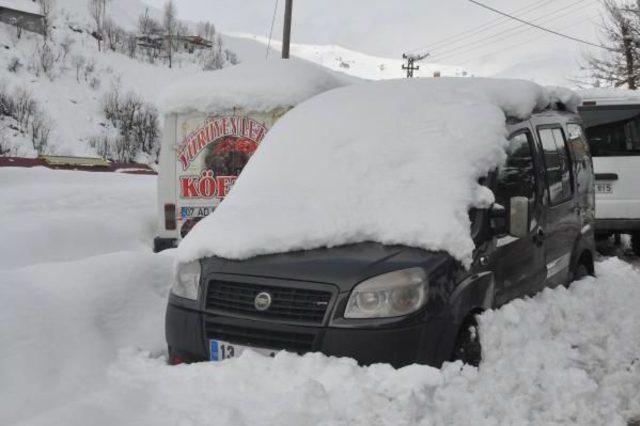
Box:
509 196 529 238
489 203 507 235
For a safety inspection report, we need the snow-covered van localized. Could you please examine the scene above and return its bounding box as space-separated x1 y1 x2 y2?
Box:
166 79 596 368
154 61 350 252
579 90 640 255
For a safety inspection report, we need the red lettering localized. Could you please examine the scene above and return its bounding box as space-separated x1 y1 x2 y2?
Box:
178 152 189 170
254 125 266 143
198 170 217 198
180 176 199 198
216 176 237 198
230 117 238 135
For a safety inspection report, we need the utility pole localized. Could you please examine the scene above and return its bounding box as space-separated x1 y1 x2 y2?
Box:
402 52 429 78
282 0 293 59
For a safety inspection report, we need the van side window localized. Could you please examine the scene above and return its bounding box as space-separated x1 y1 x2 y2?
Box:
495 132 536 208
580 107 640 156
538 127 573 205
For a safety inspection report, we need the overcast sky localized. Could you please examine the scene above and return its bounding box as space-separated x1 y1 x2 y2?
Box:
141 0 606 84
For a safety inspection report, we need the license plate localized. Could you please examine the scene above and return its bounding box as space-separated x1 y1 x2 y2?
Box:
595 183 612 193
209 339 277 361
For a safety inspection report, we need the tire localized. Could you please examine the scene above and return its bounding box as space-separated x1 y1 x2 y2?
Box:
451 317 482 367
632 233 640 256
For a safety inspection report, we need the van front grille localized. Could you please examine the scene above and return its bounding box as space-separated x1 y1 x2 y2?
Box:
206 280 333 324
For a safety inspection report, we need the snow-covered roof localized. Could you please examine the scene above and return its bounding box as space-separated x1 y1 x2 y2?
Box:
0 0 41 15
578 87 640 106
178 78 577 266
159 59 354 115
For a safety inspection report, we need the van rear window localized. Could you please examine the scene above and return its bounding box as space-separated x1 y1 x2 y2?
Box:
580 107 640 156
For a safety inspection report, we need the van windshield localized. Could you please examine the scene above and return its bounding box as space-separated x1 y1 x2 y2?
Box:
580 106 640 156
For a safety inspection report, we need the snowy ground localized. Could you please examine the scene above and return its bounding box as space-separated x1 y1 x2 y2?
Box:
1 167 639 425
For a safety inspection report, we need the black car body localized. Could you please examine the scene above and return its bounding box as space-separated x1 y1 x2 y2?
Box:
166 109 596 368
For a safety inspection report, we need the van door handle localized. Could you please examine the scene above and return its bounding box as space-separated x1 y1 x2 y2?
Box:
595 173 618 181
533 228 545 246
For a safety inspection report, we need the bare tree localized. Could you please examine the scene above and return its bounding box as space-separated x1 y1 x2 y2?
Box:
584 1 640 89
60 35 75 61
88 0 110 51
196 21 215 41
9 16 24 39
72 54 86 82
163 0 177 68
138 7 162 35
103 17 124 51
37 0 54 39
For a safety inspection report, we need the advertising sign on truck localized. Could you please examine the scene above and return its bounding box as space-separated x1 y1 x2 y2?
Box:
174 110 286 237
154 60 352 252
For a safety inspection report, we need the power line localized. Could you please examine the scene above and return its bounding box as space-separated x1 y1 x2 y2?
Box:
456 14 599 66
405 0 562 54
467 0 611 51
430 0 599 63
265 0 279 59
429 0 593 56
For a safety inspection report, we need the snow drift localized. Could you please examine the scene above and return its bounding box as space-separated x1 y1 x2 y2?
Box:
5 258 639 426
159 59 354 115
178 78 574 266
1 167 638 425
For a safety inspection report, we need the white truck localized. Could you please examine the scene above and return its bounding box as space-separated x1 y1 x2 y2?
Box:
154 60 351 252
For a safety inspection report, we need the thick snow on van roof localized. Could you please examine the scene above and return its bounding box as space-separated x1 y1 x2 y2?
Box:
178 78 576 266
160 59 353 115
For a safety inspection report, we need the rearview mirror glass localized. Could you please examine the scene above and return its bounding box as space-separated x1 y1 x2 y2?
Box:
509 196 529 238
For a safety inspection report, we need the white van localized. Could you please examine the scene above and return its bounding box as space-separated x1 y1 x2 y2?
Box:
579 91 640 254
154 60 351 252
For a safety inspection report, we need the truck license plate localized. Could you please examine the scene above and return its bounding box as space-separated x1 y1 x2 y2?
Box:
595 183 613 193
209 339 277 361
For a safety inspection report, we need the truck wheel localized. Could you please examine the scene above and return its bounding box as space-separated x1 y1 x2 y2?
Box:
451 317 482 367
632 233 640 256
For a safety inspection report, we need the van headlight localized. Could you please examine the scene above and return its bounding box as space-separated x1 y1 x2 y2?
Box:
171 260 201 300
344 268 428 319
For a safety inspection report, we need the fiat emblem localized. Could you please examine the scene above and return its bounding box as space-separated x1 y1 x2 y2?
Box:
254 292 272 311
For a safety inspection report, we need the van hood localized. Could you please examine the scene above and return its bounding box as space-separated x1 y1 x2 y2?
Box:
200 242 452 292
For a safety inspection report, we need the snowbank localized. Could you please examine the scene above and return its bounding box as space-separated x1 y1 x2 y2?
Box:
1 167 638 425
159 59 354 115
0 168 156 269
6 258 639 426
178 78 565 266
0 168 174 423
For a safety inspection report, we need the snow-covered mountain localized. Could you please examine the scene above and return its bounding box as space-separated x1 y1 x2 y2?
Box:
232 33 468 80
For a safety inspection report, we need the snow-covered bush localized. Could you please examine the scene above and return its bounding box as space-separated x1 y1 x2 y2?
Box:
0 84 51 155
6 57 22 73
225 49 239 65
29 42 60 80
95 86 160 162
89 76 101 90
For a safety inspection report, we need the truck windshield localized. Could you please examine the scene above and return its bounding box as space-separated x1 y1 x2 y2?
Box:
580 106 640 156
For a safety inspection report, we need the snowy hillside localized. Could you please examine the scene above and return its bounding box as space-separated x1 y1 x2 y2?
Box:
232 33 468 80
0 166 639 425
0 0 264 160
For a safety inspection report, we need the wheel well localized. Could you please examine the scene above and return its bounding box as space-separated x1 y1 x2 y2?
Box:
460 308 484 328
